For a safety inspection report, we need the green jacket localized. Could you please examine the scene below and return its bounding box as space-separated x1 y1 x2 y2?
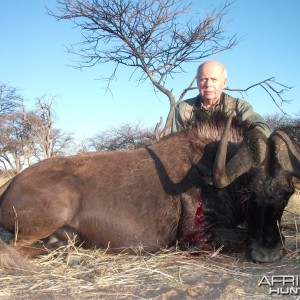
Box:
171 92 272 137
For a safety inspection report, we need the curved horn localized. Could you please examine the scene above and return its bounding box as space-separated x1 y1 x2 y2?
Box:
272 131 300 179
213 112 266 188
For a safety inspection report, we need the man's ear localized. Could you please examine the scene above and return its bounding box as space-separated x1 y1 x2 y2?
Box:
292 177 300 190
196 77 200 88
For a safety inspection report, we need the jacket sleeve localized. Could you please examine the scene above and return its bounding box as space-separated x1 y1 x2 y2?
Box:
171 97 198 134
171 102 186 133
236 99 272 137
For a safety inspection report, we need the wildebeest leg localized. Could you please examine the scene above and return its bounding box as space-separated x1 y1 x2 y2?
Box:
10 226 81 258
206 225 246 252
41 226 82 252
200 184 247 249
1 173 82 258
45 226 82 246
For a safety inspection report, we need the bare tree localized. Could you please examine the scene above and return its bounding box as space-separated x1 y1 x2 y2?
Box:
48 0 237 136
265 112 300 150
226 78 292 115
49 0 291 138
0 86 75 170
0 103 74 171
30 95 74 160
0 82 23 115
87 123 155 151
0 83 36 171
0 112 34 172
264 113 290 132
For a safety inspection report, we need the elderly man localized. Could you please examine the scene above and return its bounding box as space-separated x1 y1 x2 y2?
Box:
172 60 271 137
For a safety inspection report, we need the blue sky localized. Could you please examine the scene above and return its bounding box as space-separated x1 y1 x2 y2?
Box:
1 0 299 141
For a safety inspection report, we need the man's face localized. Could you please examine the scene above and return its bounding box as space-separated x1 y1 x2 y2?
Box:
197 62 227 104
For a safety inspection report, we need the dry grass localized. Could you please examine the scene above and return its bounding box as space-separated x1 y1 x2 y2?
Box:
0 211 299 300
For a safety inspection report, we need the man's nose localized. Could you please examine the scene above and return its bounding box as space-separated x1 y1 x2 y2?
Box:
206 78 213 86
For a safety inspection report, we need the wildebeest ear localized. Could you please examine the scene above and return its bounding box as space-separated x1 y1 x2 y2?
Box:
271 131 300 178
292 177 300 190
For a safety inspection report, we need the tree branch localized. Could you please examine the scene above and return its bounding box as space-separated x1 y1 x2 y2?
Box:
226 77 293 115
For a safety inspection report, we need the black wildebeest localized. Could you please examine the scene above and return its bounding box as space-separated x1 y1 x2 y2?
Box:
0 111 299 264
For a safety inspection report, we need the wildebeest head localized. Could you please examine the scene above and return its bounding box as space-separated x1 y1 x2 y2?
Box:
212 112 300 262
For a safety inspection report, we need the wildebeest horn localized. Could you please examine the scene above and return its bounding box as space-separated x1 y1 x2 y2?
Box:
271 131 300 179
212 112 267 188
